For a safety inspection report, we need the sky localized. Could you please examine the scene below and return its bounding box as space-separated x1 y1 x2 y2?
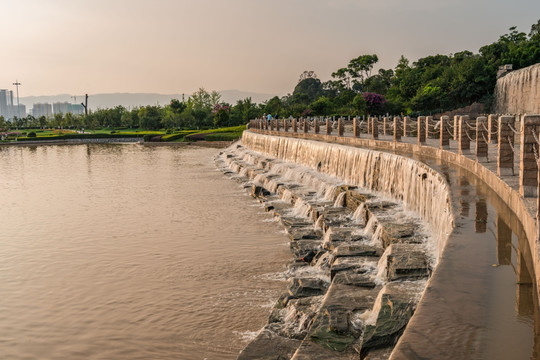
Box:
1 0 539 98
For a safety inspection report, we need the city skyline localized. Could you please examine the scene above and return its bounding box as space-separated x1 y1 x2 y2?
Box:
1 0 539 98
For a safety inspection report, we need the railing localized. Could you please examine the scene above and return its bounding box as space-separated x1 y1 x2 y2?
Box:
248 114 540 202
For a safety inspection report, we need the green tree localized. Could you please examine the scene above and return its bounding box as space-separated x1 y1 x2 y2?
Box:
309 96 333 116
352 94 367 114
293 76 324 103
138 106 162 129
213 105 230 127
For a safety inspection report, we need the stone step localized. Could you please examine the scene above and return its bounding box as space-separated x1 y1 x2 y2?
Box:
357 281 426 358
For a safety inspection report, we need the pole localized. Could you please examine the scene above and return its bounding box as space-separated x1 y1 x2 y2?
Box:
13 80 21 120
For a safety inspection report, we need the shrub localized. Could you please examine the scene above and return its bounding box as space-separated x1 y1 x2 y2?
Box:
27 131 37 138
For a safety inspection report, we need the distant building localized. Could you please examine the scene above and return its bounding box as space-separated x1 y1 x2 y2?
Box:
33 103 53 118
53 102 69 115
53 102 84 115
68 103 84 115
0 89 25 120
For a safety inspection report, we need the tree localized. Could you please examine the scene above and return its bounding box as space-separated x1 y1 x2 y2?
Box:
348 54 379 91
293 77 324 103
213 104 230 127
264 96 283 115
230 98 259 125
309 96 333 116
298 70 318 82
362 92 386 115
138 106 162 129
352 94 367 114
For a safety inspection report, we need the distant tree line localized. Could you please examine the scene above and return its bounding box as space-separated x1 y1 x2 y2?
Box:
1 18 538 132
263 18 540 117
0 88 262 131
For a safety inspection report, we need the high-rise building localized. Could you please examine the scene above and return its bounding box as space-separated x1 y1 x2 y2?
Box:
68 104 84 115
32 103 53 118
0 90 25 120
53 102 70 115
0 90 8 118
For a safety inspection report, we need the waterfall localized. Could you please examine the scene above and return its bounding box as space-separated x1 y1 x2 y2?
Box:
242 131 454 259
353 204 366 224
333 192 346 207
494 63 540 114
363 217 378 236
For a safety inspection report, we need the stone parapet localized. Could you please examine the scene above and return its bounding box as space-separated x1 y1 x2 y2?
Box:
519 114 540 197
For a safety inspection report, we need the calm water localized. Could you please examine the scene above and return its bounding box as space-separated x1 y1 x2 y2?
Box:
0 144 290 359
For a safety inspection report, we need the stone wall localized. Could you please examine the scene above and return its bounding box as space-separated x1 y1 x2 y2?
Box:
494 62 540 114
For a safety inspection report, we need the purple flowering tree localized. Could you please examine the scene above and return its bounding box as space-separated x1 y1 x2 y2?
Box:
213 104 230 128
362 92 386 115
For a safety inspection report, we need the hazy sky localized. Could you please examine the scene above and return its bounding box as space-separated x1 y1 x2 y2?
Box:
1 0 539 98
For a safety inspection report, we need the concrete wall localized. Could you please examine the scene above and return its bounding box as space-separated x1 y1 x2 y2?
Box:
494 63 540 114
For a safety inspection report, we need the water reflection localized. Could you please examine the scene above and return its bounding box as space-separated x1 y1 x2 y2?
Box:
496 216 513 266
403 151 539 359
475 199 487 233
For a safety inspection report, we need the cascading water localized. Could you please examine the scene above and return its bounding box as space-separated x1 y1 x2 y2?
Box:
242 131 454 260
333 192 346 207
353 203 366 224
494 63 540 114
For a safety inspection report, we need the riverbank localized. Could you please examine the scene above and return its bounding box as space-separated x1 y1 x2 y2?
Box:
0 138 232 148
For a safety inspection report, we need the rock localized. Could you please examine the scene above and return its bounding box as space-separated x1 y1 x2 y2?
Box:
386 244 430 281
290 240 323 260
380 222 423 248
332 273 376 288
288 277 329 298
252 185 271 198
237 325 302 360
330 257 378 280
291 340 359 359
323 228 367 250
363 346 393 360
288 228 323 241
358 282 424 356
279 217 313 229
334 244 382 258
345 190 375 213
274 296 324 339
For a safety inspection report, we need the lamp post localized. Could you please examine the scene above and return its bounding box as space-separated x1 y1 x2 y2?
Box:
13 80 21 120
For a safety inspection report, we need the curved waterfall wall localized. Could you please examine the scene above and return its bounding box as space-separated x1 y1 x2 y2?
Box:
494 62 540 114
242 131 454 259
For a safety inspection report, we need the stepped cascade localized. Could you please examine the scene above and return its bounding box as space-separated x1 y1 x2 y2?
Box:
215 134 454 359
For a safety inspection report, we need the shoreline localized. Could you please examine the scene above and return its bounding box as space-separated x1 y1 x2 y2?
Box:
0 139 233 148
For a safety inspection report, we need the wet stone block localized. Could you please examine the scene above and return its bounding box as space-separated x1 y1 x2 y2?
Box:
237 325 302 360
290 240 323 260
332 273 376 288
288 277 330 298
345 190 375 212
252 184 271 198
380 222 422 248
330 257 378 280
291 340 359 359
288 228 323 241
334 244 382 258
358 282 425 356
386 244 430 281
279 217 313 229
